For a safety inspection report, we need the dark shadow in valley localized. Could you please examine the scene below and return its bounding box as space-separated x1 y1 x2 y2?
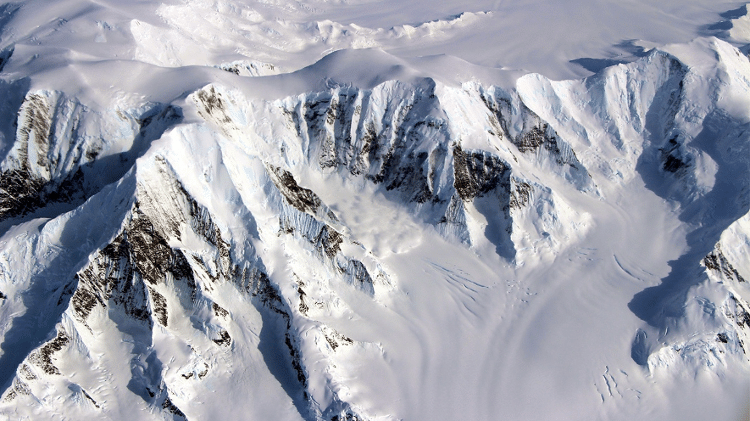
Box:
256 305 311 420
570 58 629 74
628 109 750 335
473 194 515 261
698 4 748 38
720 4 749 20
0 77 30 162
570 39 651 74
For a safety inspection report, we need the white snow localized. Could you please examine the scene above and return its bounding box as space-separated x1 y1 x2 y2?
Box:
1 0 750 420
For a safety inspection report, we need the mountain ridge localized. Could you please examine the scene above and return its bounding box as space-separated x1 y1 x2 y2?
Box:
2 2 750 420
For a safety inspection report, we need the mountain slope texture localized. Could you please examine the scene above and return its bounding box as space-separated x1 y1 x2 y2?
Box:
1 0 750 420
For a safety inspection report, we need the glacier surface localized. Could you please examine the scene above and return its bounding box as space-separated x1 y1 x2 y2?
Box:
0 0 750 420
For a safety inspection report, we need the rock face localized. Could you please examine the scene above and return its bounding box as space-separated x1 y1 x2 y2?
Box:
0 90 182 222
3 35 750 421
193 78 594 261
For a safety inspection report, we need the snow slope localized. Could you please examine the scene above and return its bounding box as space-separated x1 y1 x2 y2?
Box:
1 1 750 421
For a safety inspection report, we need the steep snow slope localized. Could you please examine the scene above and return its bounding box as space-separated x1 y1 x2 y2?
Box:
1 1 750 421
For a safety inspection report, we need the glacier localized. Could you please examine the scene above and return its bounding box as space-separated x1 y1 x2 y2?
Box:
1 0 750 420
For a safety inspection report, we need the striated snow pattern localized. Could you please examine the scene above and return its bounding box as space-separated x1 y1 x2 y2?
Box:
2 15 750 421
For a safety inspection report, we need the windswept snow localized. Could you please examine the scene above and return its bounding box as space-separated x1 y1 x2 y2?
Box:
1 1 750 421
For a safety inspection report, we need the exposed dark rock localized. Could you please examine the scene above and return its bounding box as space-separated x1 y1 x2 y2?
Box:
267 165 323 215
182 363 209 380
246 268 309 394
717 333 729 343
315 94 360 170
1 390 14 403
318 225 342 258
704 245 746 283
285 332 307 387
71 198 208 330
354 123 378 176
516 126 548 153
449 144 517 258
81 388 100 408
245 267 310 396
480 91 553 153
323 329 353 352
478 92 512 139
162 395 187 419
0 291 6 299
73 228 151 327
197 364 208 379
0 98 181 222
16 93 52 170
0 166 88 222
56 280 76 306
365 114 439 204
662 154 685 172
46 167 86 203
70 275 103 324
330 411 362 421
452 144 510 201
630 329 650 366
725 295 750 329
278 207 343 259
660 63 686 138
512 118 574 163
129 206 175 286
148 287 168 327
186 195 230 256
0 168 48 220
380 150 432 203
246 269 284 312
28 329 69 375
145 157 232 286
283 84 442 204
18 364 35 381
212 330 231 347
2 378 31 403
137 105 182 138
297 282 309 315
510 181 533 209
343 260 373 290
212 302 228 318
195 86 232 124
172 250 197 290
480 89 587 175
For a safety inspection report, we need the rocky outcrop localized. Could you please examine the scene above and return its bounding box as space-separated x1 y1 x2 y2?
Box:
275 81 448 205
703 245 746 284
0 152 312 419
190 78 595 265
452 144 510 201
27 328 69 376
0 91 182 222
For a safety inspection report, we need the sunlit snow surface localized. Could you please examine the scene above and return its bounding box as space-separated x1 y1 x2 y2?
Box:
1 0 750 420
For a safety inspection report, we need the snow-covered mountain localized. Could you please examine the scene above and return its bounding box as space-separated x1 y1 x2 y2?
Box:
1 0 750 420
